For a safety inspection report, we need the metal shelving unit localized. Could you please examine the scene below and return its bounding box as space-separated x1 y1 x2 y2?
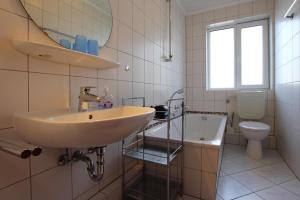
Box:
122 97 185 200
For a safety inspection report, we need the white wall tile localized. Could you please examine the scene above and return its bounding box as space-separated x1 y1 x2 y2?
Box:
133 0 145 11
29 57 69 75
0 0 28 17
145 38 154 62
202 148 219 173
133 31 145 59
184 168 201 198
0 144 30 189
153 64 161 84
0 179 30 200
31 166 72 200
31 148 66 175
145 61 154 84
72 154 98 198
133 5 145 35
0 10 28 71
132 57 145 83
118 52 133 82
29 73 69 111
145 83 154 106
0 70 28 129
184 145 202 170
75 185 100 200
70 66 98 78
201 172 217 200
118 81 132 105
118 0 132 27
118 23 132 54
133 82 145 101
102 142 121 180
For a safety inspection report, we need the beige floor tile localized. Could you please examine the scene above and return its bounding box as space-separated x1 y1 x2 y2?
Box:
235 193 263 200
280 179 300 197
256 186 300 200
230 171 274 192
254 162 296 184
217 176 251 200
220 145 298 200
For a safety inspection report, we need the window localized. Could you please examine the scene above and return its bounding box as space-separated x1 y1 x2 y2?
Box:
207 19 269 90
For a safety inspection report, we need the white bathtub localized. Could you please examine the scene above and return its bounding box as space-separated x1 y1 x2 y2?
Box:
144 113 227 200
184 113 227 147
145 113 227 149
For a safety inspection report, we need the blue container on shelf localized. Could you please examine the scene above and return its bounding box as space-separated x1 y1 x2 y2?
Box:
87 40 99 56
59 39 71 49
72 42 77 51
73 35 88 53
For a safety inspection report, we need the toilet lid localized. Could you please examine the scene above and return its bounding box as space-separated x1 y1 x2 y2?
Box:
239 121 270 132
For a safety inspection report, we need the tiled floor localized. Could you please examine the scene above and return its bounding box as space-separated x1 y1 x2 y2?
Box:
217 145 300 200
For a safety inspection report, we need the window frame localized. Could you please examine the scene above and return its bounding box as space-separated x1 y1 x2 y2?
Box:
206 18 270 91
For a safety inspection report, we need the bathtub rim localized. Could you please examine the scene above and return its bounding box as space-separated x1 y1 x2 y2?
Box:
184 113 227 149
142 113 227 150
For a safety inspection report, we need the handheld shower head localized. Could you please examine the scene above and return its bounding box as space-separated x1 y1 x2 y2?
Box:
169 88 184 100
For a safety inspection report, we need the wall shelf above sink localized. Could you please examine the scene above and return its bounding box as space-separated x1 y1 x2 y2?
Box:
12 39 120 69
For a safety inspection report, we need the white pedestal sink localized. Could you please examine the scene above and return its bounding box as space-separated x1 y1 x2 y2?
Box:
14 106 155 148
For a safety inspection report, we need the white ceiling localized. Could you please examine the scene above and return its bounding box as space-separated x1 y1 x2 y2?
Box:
177 0 252 15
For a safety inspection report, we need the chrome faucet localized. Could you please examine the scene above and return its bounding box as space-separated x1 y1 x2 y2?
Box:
78 86 113 112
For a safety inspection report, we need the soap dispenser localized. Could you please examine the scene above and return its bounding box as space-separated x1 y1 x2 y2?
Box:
98 87 113 109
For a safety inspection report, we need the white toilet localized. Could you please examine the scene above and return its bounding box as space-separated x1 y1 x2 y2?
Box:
237 91 270 159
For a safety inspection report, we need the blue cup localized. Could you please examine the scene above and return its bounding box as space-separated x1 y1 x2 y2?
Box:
74 35 87 53
72 42 77 50
87 40 99 56
59 39 71 49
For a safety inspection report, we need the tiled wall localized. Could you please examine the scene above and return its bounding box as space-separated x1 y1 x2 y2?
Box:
0 0 186 199
275 0 300 178
185 0 276 147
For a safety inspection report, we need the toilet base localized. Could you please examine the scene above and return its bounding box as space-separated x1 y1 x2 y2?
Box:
246 140 262 159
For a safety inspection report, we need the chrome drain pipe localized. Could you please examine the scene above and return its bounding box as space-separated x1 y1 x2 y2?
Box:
87 147 105 182
59 147 105 182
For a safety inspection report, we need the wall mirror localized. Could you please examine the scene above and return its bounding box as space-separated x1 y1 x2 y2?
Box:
20 0 113 54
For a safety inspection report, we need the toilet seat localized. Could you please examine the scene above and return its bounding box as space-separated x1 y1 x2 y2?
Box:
239 121 270 132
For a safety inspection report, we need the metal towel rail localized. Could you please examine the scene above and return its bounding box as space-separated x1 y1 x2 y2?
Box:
0 133 42 159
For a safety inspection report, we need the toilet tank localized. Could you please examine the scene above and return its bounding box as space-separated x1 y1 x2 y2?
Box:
237 91 266 119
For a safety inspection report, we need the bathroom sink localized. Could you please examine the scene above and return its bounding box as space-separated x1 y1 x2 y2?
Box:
14 106 155 148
